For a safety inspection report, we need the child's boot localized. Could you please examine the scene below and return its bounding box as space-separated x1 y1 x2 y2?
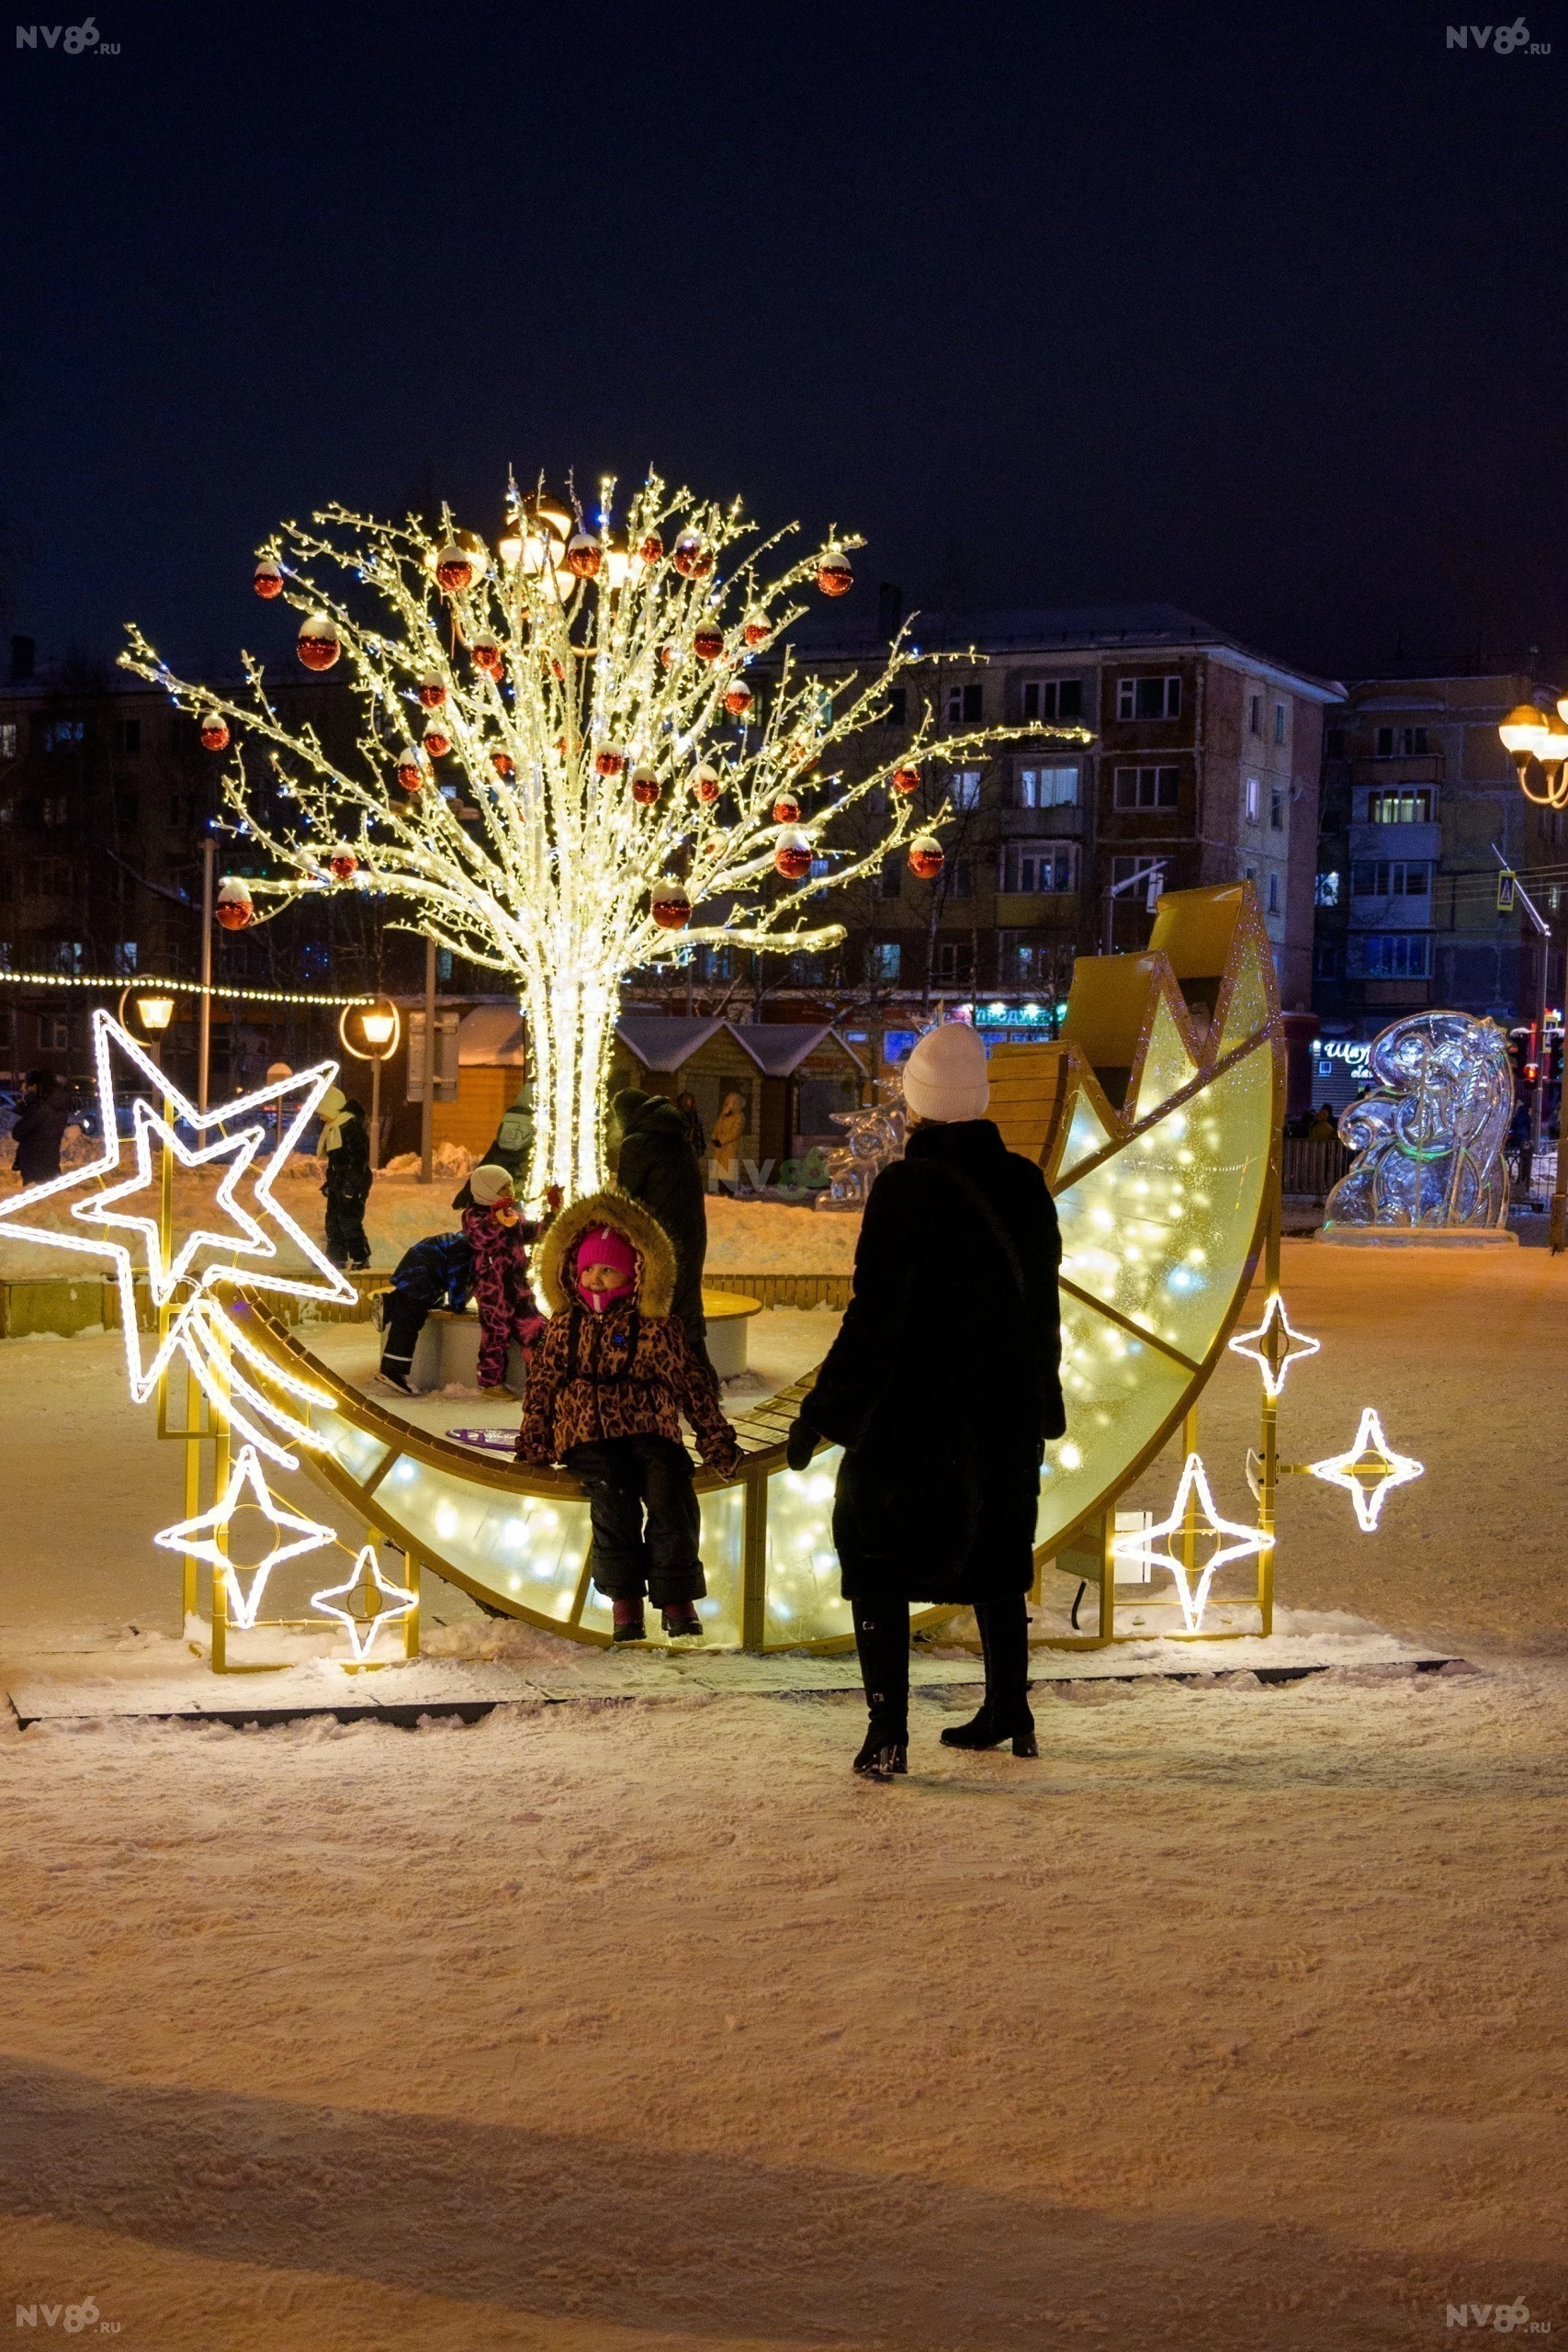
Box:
660 1604 704 1643
611 1599 647 1645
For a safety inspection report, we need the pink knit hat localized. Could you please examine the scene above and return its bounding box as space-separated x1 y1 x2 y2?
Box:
573 1225 638 1313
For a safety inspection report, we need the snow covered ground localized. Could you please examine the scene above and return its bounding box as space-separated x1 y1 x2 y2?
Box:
1 1242 1565 2346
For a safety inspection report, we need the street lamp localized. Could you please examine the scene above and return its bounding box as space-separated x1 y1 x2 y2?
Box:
337 999 401 1170
133 992 176 1068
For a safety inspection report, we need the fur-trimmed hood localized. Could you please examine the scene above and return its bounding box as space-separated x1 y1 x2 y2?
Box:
535 1189 677 1317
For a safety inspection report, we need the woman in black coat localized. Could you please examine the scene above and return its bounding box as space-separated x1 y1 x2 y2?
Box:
787 1023 1064 1778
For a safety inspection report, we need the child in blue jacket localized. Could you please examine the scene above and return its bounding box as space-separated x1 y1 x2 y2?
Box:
376 1231 474 1396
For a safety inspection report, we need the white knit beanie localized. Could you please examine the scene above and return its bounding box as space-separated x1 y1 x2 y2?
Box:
902 1023 990 1123
469 1163 515 1206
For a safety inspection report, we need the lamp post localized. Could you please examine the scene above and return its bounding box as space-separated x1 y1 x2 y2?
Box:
1498 702 1568 1248
337 1000 401 1170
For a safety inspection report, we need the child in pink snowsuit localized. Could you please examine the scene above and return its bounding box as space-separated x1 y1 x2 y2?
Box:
460 1164 547 1398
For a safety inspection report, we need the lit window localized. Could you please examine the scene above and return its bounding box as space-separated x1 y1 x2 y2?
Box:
1314 871 1341 907
951 768 982 808
1001 845 1077 893
0 724 16 761
1018 765 1077 808
1368 788 1435 822
1351 933 1430 978
1244 777 1259 822
870 942 901 981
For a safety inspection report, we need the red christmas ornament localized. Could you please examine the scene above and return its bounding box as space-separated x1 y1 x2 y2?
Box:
395 747 428 794
328 850 359 882
817 551 853 598
908 833 945 880
434 541 476 593
742 611 770 648
214 877 254 932
566 532 602 580
639 532 665 564
724 678 753 718
693 763 722 805
890 762 920 796
594 747 626 778
630 765 660 806
672 532 705 577
418 673 446 709
491 748 515 779
693 621 725 663
772 792 801 825
660 640 679 671
470 634 504 681
650 878 692 931
774 827 813 881
296 613 341 672
198 711 231 752
253 560 284 600
423 720 452 759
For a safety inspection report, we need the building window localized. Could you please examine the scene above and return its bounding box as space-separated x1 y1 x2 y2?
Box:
1314 940 1341 980
41 720 84 753
869 942 901 982
1351 933 1431 978
0 724 16 761
1367 787 1435 823
1018 764 1077 808
1113 764 1179 809
1111 854 1168 899
37 1014 70 1050
1314 871 1341 907
114 941 139 974
1116 674 1181 721
1267 871 1280 914
879 857 902 899
1269 786 1284 831
1374 725 1429 758
41 795 69 827
1001 845 1077 893
1273 702 1286 745
701 945 733 980
115 718 141 755
950 768 982 809
945 680 983 725
1248 694 1261 736
1351 859 1430 897
882 687 907 726
436 948 453 982
948 859 973 899
929 939 973 986
1021 678 1083 723
1244 776 1260 822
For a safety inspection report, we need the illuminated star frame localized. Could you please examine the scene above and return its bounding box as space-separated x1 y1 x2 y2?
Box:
0 1010 354 1464
310 1544 417 1662
1110 1451 1275 1634
1309 1407 1424 1532
152 1441 337 1629
1227 1289 1321 1401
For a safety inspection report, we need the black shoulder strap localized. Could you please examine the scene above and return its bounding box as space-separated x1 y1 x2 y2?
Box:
926 1160 1029 1303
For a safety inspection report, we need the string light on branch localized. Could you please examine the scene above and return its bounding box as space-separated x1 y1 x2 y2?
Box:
1308 1408 1424 1532
0 971 376 1008
1227 1290 1321 1400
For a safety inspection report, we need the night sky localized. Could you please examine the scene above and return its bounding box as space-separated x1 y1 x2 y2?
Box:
3 2 1564 686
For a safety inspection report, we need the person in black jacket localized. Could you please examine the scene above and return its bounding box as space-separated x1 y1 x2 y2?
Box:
11 1070 73 1187
612 1087 709 1354
786 1023 1064 1779
376 1230 475 1395
318 1089 373 1271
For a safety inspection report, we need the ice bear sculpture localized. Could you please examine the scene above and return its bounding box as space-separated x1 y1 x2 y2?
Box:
1323 1012 1513 1231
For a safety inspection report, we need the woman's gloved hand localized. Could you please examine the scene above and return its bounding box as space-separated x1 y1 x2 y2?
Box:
785 1417 818 1473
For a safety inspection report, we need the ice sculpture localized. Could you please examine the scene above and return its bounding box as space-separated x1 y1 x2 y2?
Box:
1322 1012 1512 1231
816 1063 908 1209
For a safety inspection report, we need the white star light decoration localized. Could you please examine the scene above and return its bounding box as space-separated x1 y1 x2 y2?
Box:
1309 1408 1425 1532
1227 1289 1321 1400
152 1442 336 1629
0 1010 351 1465
1111 1451 1275 1634
310 1544 417 1662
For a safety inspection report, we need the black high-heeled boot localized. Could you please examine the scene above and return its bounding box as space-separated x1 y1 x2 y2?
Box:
852 1600 909 1780
940 1596 1038 1757
852 1720 908 1779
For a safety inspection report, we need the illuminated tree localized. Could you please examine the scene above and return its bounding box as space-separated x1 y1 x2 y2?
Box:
120 474 1012 1198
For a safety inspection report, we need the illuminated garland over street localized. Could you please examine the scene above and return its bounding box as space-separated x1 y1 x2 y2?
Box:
120 472 1076 1199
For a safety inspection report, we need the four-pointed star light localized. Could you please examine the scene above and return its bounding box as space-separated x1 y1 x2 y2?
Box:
1111 1451 1275 1634
152 1441 338 1629
310 1544 418 1662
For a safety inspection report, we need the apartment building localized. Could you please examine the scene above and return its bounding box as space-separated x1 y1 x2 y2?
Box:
702 605 1340 1046
1312 673 1559 1061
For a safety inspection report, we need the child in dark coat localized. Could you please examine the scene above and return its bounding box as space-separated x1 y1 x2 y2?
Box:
460 1164 547 1399
377 1230 475 1395
516 1189 741 1644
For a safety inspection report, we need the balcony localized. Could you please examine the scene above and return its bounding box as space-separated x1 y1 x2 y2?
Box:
1348 753 1445 784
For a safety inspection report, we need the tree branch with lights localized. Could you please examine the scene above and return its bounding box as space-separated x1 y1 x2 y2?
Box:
120 473 1075 1198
